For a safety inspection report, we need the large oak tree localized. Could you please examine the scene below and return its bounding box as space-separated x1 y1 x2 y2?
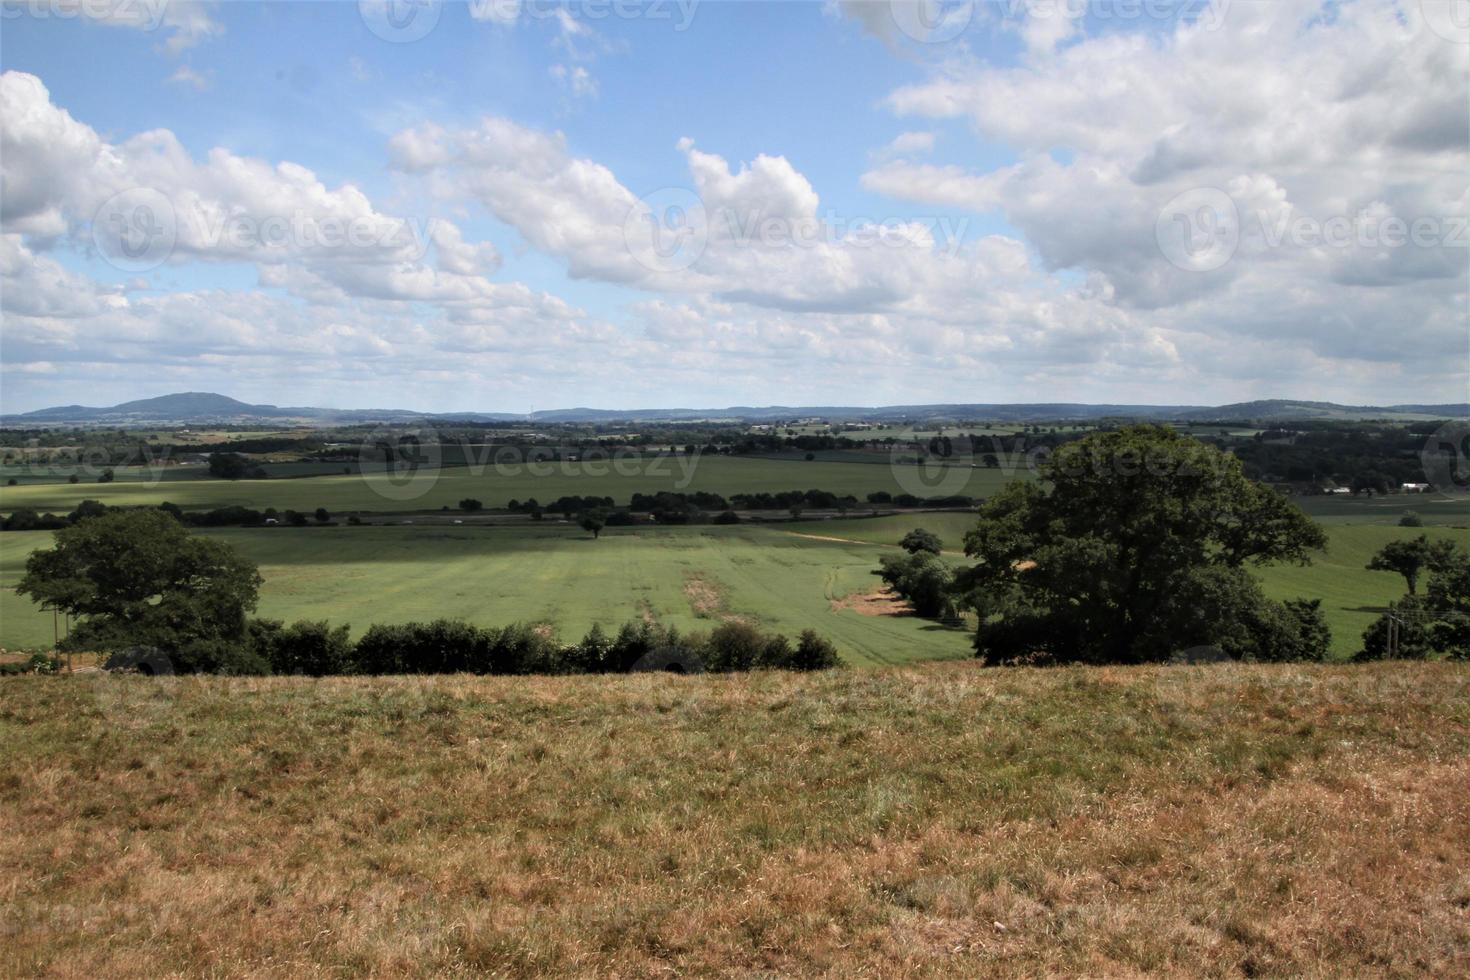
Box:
957 425 1328 665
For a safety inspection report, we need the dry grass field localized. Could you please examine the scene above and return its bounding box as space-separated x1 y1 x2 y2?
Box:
2 662 1468 977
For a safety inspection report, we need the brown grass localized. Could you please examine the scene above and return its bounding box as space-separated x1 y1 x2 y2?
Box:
831 586 914 617
1 662 1468 977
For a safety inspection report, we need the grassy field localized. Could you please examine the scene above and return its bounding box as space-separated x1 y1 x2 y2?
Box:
0 454 1023 515
791 515 1470 656
5 517 1465 660
0 524 975 665
1 662 1466 976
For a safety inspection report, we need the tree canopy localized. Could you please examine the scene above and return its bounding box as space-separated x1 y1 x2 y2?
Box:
957 424 1328 665
18 509 262 668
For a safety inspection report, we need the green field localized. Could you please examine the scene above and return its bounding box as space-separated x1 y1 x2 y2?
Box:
5 511 1465 660
0 524 974 666
0 455 1022 515
792 514 1470 656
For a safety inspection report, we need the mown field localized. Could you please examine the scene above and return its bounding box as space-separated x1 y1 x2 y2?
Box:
0 524 975 665
0 454 1024 514
4 517 1465 660
1 662 1466 976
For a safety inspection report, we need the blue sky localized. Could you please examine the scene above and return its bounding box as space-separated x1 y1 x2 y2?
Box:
0 1 1465 412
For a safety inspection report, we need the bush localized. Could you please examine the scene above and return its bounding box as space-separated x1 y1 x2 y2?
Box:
713 510 741 525
459 498 483 512
1357 598 1434 661
792 629 842 670
900 528 942 555
252 619 353 676
1399 511 1424 527
878 552 954 618
705 621 771 672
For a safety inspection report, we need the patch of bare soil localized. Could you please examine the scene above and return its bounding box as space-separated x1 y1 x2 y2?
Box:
830 587 914 617
683 571 730 620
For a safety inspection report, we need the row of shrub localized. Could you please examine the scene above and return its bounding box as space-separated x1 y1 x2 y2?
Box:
125 617 844 677
1 500 337 532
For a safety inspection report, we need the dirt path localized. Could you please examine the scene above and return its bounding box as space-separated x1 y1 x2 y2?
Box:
780 531 966 556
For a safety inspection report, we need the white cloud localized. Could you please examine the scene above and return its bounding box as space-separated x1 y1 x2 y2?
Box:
0 0 224 54
166 64 211 90
550 63 597 99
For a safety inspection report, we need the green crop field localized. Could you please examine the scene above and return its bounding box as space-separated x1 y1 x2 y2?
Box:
0 524 974 666
5 512 1465 660
0 455 1023 515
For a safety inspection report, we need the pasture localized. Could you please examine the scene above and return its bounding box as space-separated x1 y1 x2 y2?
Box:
2 662 1467 976
792 515 1470 656
0 454 1022 515
0 524 974 666
4 514 1465 660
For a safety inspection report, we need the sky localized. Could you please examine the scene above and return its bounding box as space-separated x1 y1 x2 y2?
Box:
0 0 1466 414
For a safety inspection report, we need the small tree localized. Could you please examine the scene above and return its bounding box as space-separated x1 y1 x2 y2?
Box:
459 498 483 512
900 528 943 555
792 629 842 670
579 511 607 540
1365 535 1441 595
314 507 330 524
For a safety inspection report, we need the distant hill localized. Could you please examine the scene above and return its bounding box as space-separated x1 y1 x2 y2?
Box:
2 393 1465 426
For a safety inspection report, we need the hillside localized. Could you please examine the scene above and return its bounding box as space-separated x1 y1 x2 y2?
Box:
2 662 1467 976
5 392 1467 425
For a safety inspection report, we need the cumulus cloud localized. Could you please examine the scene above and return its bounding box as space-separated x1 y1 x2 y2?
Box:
0 71 523 309
861 0 1468 375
